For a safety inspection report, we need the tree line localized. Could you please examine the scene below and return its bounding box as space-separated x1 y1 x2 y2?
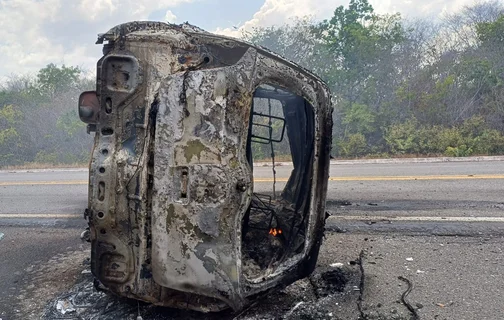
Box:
245 0 504 158
0 64 93 167
1 0 504 167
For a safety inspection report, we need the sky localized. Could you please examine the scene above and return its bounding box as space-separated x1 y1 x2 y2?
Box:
0 0 480 80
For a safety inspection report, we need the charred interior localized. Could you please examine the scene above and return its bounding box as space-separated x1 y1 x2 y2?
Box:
242 84 315 280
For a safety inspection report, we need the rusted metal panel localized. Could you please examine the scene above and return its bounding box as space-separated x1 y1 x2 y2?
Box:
80 21 333 313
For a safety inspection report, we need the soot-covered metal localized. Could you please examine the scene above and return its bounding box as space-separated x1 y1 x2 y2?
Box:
78 21 333 313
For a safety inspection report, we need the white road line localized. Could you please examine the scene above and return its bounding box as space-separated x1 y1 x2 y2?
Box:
329 215 504 223
0 214 80 219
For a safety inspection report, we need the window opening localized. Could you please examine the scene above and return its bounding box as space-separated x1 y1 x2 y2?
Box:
242 84 315 280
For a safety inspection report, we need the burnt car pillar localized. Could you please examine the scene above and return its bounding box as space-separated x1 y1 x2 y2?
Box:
78 21 333 312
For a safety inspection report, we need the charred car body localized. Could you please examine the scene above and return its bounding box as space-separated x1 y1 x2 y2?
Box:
78 21 333 312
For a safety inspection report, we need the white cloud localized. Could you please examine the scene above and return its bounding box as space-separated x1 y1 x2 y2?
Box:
215 0 480 38
0 0 488 79
77 0 118 21
165 10 177 23
0 0 194 78
215 0 340 38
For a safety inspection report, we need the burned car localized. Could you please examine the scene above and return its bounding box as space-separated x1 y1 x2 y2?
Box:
78 21 333 312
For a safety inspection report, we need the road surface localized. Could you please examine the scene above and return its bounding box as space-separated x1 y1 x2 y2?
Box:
1 160 504 319
2 161 504 230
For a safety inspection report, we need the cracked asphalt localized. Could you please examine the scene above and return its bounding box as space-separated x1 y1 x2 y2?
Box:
1 159 504 319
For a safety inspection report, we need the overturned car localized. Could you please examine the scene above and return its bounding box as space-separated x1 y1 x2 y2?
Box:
78 21 333 312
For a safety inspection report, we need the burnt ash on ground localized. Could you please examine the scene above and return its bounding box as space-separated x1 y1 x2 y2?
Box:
41 256 362 320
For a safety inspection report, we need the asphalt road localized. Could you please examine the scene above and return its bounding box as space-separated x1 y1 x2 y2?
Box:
1 160 504 319
2 161 503 229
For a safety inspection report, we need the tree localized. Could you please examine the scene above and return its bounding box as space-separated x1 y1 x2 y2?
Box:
0 104 23 165
36 63 82 100
243 17 323 73
0 64 93 167
314 0 404 105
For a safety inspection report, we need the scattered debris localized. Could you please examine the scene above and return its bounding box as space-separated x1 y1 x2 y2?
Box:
56 300 76 315
416 270 425 274
330 263 344 268
0 232 4 241
43 277 138 320
356 250 367 320
436 301 454 308
398 276 420 320
406 257 414 262
310 268 349 298
326 225 347 233
283 301 305 319
332 200 352 206
280 298 336 320
42 260 363 320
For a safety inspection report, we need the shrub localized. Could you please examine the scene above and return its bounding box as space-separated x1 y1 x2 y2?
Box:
383 116 504 157
445 145 473 157
337 133 368 157
384 119 419 154
34 151 58 164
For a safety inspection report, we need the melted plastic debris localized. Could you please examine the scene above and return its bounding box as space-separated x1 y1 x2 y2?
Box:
330 263 344 268
42 263 361 320
56 300 76 314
